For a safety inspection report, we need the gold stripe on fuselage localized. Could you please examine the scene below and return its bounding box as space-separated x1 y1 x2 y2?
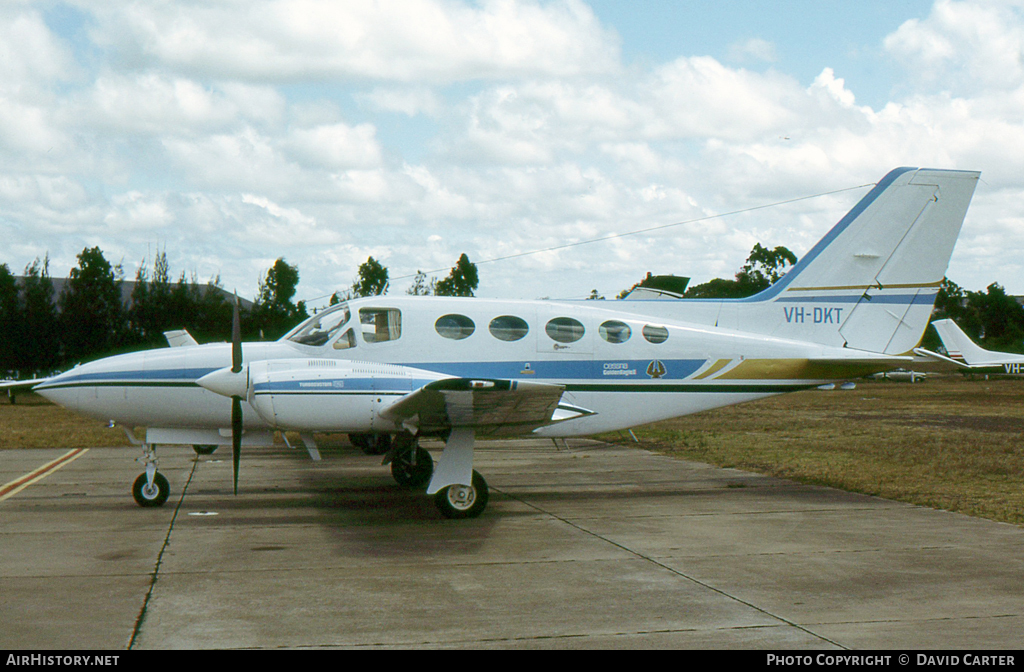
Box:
714 359 887 380
693 359 733 380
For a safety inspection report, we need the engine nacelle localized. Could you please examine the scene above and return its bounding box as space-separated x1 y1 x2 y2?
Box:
246 359 450 433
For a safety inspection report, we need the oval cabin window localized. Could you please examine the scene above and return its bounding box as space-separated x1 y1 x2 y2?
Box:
599 320 631 344
546 317 585 343
435 314 476 340
642 324 669 344
489 315 529 342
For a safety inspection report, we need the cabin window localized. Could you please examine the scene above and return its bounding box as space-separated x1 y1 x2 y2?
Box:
359 308 402 343
287 304 350 346
489 315 529 342
642 324 669 344
435 314 475 340
546 317 585 344
599 320 631 344
332 328 357 350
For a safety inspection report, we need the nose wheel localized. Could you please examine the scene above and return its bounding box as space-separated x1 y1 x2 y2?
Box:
132 443 170 507
132 472 170 507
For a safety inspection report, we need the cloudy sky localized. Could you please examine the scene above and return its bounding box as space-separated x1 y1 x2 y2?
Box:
2 0 1023 308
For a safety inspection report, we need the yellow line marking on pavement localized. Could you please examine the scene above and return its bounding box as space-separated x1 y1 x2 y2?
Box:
0 449 89 502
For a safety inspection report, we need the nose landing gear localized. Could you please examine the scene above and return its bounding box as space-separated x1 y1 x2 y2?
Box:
132 443 169 507
132 471 170 507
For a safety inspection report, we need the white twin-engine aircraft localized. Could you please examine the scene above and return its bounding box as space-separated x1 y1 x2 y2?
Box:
31 167 979 518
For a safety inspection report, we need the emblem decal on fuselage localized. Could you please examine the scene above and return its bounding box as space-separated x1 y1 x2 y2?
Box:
646 360 666 379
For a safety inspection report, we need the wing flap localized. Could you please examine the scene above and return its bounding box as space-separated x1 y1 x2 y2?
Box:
382 378 591 436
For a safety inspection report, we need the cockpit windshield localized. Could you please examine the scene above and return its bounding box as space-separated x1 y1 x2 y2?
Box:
286 303 351 347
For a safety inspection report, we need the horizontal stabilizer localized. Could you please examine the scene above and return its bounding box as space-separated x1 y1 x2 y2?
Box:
912 347 972 370
164 330 198 348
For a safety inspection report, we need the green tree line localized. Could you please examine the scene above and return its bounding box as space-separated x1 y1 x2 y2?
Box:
0 248 480 377
930 279 1024 353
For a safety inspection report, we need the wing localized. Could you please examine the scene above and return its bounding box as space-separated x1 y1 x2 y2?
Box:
0 377 50 403
0 378 50 392
381 378 594 437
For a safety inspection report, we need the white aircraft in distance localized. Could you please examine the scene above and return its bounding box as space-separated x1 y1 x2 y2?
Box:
9 167 979 519
918 318 1024 375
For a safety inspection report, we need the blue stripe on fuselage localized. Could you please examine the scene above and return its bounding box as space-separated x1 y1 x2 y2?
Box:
35 367 218 389
37 360 710 393
251 377 432 394
402 359 705 381
776 293 935 305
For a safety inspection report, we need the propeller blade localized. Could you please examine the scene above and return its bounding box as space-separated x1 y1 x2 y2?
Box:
231 293 242 374
231 292 242 495
232 396 242 495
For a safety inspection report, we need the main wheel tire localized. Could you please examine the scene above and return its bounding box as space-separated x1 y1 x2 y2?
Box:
348 433 371 450
391 446 434 488
192 444 218 455
434 470 489 519
350 432 392 455
132 472 170 508
364 433 391 455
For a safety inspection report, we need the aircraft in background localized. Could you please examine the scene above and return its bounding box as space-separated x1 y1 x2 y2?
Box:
870 369 926 383
11 167 979 519
917 318 1024 375
1 377 51 404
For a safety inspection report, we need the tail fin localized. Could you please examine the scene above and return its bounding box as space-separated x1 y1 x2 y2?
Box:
759 168 979 354
930 319 1024 368
931 319 983 364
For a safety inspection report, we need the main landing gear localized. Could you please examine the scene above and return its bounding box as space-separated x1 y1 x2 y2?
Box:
383 432 489 519
433 470 489 519
349 432 391 455
388 435 435 489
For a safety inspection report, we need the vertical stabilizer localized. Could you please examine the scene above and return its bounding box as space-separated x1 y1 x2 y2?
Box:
753 168 979 354
931 319 985 364
931 318 1024 368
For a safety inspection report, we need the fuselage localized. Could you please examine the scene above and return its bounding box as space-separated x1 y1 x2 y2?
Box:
34 294 885 440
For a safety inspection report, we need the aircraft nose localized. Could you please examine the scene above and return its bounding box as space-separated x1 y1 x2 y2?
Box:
196 366 249 399
33 373 78 409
